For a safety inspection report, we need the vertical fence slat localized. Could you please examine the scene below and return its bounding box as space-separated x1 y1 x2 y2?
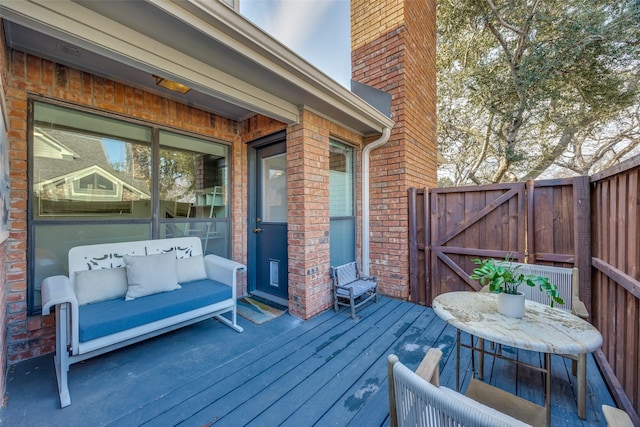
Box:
408 187 419 303
516 184 525 260
431 189 439 298
526 180 536 263
573 176 592 316
424 188 431 305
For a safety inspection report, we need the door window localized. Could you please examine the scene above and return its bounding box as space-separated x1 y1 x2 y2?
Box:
261 153 287 223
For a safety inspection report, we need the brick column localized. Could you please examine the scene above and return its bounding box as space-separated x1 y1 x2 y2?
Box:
287 110 332 318
352 0 437 299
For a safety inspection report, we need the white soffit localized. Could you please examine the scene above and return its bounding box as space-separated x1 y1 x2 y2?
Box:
1 0 298 123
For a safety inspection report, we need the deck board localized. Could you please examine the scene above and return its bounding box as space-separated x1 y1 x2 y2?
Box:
0 297 616 426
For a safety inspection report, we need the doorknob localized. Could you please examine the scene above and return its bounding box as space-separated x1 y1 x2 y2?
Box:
253 227 262 233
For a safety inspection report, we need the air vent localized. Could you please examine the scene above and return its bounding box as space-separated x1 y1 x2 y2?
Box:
57 43 82 57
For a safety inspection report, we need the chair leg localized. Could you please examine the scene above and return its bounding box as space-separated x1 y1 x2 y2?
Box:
350 289 357 320
477 338 484 380
577 353 587 419
55 303 71 407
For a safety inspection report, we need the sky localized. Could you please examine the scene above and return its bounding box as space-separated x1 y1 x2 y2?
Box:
240 0 351 88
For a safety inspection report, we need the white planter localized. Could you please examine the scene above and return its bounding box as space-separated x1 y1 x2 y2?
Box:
497 291 525 318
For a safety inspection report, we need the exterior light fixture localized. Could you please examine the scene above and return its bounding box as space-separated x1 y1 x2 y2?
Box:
153 75 191 94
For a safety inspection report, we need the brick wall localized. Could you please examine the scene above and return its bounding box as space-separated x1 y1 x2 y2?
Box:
4 51 245 364
0 240 6 401
287 110 365 318
351 0 437 299
0 22 10 400
287 110 332 318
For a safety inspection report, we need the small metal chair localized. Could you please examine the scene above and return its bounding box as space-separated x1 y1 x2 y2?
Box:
330 261 378 320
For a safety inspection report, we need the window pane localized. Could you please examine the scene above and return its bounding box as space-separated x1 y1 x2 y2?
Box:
159 131 228 219
329 141 356 266
33 115 152 219
32 223 150 308
160 220 229 257
34 102 152 142
329 141 353 217
261 153 287 222
330 218 355 265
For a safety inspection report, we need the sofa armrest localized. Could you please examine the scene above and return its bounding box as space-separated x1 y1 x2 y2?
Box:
41 275 78 315
572 296 589 319
42 275 81 355
203 254 245 297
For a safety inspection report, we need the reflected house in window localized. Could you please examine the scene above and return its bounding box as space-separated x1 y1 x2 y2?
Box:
33 128 150 217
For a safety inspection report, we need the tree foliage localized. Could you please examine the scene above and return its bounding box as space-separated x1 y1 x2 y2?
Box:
437 0 640 186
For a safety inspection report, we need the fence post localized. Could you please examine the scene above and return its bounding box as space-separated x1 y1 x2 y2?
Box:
424 188 431 305
408 188 419 303
573 175 592 317
526 180 536 263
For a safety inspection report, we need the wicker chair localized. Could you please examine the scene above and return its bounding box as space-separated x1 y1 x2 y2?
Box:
330 261 378 320
388 350 531 427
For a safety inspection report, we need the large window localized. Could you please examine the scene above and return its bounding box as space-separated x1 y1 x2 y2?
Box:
29 100 230 313
329 140 355 266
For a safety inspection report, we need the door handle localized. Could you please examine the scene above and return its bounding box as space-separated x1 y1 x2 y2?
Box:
253 227 262 233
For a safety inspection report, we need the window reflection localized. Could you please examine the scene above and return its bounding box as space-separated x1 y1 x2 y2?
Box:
33 127 151 218
159 148 227 219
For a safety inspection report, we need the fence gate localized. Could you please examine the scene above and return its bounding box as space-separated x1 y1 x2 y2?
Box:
408 177 591 307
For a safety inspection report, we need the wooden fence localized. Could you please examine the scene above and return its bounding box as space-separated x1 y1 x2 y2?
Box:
408 177 591 305
408 158 640 421
590 156 640 422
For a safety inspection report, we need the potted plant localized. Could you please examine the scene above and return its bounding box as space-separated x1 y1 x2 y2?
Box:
470 255 564 318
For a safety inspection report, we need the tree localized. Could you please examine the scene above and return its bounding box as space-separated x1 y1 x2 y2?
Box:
437 0 640 186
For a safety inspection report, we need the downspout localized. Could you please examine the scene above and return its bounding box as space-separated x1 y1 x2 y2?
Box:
361 127 392 276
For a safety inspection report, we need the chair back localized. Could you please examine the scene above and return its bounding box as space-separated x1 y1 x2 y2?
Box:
331 261 359 286
388 354 531 427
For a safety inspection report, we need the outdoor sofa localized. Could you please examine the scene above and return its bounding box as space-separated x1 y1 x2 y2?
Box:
41 236 244 407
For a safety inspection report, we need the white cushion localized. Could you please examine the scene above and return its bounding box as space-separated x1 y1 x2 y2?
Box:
124 253 180 300
74 267 128 305
176 255 207 283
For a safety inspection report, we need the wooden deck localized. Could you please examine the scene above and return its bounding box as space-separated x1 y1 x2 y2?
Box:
1 297 615 426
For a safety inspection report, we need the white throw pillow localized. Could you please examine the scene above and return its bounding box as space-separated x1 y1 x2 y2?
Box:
176 255 207 284
74 267 128 305
124 253 181 300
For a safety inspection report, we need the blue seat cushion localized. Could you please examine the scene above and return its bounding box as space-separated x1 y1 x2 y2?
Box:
78 279 231 342
335 279 377 298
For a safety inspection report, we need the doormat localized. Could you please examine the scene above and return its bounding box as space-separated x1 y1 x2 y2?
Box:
237 296 288 325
